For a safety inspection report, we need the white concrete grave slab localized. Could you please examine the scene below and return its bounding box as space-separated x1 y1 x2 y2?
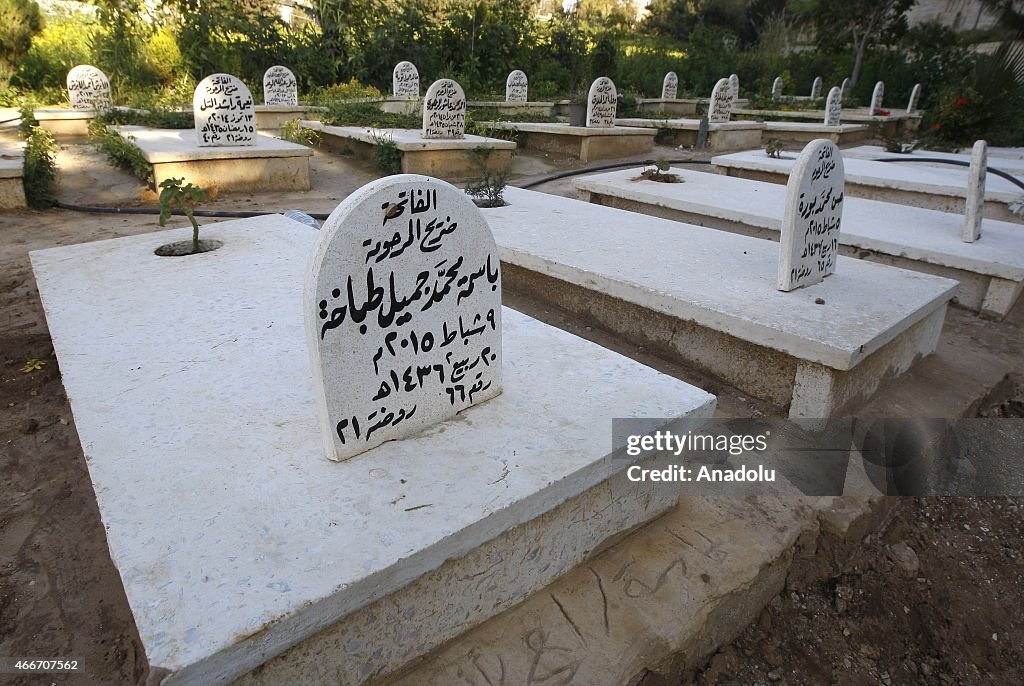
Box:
485 188 956 416
67 65 111 111
709 77 732 123
907 83 922 114
31 213 715 686
307 175 502 461
843 144 1024 176
712 148 1023 221
825 86 842 126
729 73 740 104
422 78 466 139
777 139 844 291
474 120 655 161
505 69 528 102
662 71 678 100
393 61 419 98
573 166 1024 318
810 76 823 99
870 81 885 115
772 76 783 99
194 73 257 146
614 117 764 151
586 76 617 128
0 139 26 208
263 65 298 106
964 140 987 242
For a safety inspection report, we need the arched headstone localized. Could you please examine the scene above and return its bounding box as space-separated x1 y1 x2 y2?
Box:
777 139 845 292
869 81 885 115
662 71 678 100
263 65 298 106
810 76 823 99
729 73 740 104
506 70 528 103
422 79 466 139
193 74 256 147
906 83 922 114
963 140 987 243
840 78 850 98
772 76 783 100
67 65 111 111
305 174 503 461
824 87 842 126
586 77 617 128
393 61 419 98
708 78 732 124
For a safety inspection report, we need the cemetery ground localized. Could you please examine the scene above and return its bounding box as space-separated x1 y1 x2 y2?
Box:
2 138 1024 685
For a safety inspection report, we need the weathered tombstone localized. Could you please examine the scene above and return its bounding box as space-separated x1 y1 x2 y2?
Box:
506 70 528 103
586 76 617 128
729 73 740 104
963 140 987 243
393 61 420 98
305 174 502 461
840 78 850 98
696 116 709 149
810 76 823 99
422 78 466 139
662 71 678 100
824 87 842 126
67 65 111 111
193 73 257 147
263 65 298 106
906 83 922 114
708 78 732 124
772 76 783 100
869 81 885 115
777 139 845 292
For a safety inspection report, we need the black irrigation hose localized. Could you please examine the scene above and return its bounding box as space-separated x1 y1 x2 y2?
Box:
516 158 712 189
54 201 333 220
870 157 1024 193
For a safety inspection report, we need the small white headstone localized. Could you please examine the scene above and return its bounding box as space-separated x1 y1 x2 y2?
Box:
824 87 842 126
422 78 466 139
393 61 419 98
506 70 528 103
708 78 732 124
67 65 111 111
777 139 845 292
193 73 256 147
870 81 885 115
305 174 503 461
662 72 678 100
840 78 850 97
963 140 987 243
586 76 617 128
729 73 740 104
810 76 823 99
263 65 298 106
906 83 922 114
772 76 783 100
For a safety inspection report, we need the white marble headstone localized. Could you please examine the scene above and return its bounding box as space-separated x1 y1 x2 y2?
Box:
393 61 420 98
824 87 842 126
777 139 845 292
421 79 466 139
963 139 987 243
193 73 256 147
305 174 503 461
772 76 783 100
729 73 740 104
810 76 822 99
263 65 298 106
907 83 922 114
870 81 885 115
586 76 617 128
708 78 732 124
506 70 528 103
662 71 678 100
840 78 850 98
67 65 111 111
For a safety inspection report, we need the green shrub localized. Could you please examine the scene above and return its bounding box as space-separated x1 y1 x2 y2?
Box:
309 79 383 106
22 124 57 208
13 16 96 95
280 117 319 146
369 130 401 175
145 25 183 86
464 145 508 207
98 106 193 129
324 101 420 129
89 118 153 186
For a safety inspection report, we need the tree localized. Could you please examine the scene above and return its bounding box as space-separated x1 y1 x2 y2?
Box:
0 0 43 78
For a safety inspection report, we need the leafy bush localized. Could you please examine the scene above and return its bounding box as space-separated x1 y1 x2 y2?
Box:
369 130 401 174
0 0 43 77
22 124 57 208
98 107 193 129
308 79 382 106
13 16 95 96
323 101 420 129
89 118 153 186
280 117 319 146
464 145 508 207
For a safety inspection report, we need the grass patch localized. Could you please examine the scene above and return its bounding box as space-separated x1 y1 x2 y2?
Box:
323 101 420 129
89 119 154 187
98 107 194 129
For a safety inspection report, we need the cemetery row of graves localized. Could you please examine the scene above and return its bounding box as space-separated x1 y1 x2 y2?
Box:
3 53 1023 685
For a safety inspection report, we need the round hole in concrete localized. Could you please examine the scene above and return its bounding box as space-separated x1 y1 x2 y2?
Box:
154 239 224 257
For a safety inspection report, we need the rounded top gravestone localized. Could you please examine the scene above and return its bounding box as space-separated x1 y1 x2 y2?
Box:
393 61 419 98
824 87 842 126
963 139 987 243
67 65 111 111
263 65 298 106
193 74 257 147
662 71 678 100
772 76 783 100
777 139 845 292
810 76 823 99
422 79 466 139
870 81 885 115
506 70 528 103
840 78 850 97
304 174 503 461
708 78 733 124
729 74 740 104
586 77 617 128
907 83 922 114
